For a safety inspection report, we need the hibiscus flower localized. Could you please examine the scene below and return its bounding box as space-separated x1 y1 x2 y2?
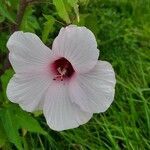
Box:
6 25 116 131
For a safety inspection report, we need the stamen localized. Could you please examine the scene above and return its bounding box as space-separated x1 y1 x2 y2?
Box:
51 57 75 81
53 75 64 81
53 67 67 81
57 67 67 76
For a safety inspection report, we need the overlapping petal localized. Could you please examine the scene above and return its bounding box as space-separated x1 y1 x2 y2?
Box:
69 61 116 113
52 25 99 73
7 72 52 112
7 31 52 73
43 83 92 131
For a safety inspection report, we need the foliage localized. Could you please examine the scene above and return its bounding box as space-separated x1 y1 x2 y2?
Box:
0 0 150 149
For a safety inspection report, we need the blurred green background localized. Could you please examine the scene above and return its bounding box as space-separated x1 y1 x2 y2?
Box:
0 0 150 149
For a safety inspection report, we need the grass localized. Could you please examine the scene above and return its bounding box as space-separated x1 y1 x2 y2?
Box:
0 0 150 149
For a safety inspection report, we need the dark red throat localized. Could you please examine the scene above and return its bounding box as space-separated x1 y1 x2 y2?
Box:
51 57 75 81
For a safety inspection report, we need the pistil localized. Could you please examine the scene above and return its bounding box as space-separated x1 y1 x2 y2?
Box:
51 57 75 81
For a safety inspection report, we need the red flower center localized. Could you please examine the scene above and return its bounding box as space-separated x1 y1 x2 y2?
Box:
51 57 75 81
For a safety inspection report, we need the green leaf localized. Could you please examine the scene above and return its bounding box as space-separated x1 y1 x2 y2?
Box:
20 6 40 32
79 0 89 5
0 32 9 52
0 108 23 150
0 104 46 149
85 14 99 37
0 15 5 23
67 0 80 22
0 1 15 23
0 120 7 148
15 108 47 135
53 0 70 24
7 0 18 9
0 69 14 101
42 15 55 43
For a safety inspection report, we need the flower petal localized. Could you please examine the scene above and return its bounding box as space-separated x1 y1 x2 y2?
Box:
7 31 52 73
7 72 52 112
43 83 92 131
52 25 99 73
69 61 116 113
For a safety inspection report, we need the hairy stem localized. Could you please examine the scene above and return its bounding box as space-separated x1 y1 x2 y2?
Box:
12 0 28 32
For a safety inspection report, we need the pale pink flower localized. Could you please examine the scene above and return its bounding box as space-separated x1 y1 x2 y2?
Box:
6 25 116 131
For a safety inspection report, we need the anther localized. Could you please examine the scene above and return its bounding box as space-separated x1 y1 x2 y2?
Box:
51 57 75 81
